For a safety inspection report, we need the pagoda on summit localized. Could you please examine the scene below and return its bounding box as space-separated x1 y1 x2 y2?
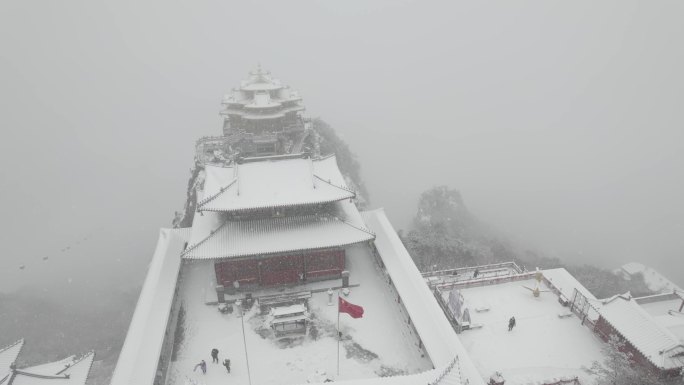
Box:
221 64 306 137
197 66 312 163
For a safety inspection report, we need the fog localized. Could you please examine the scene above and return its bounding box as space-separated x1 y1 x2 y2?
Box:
1 0 683 293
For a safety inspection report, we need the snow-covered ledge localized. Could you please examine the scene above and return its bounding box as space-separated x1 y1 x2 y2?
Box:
110 228 191 385
362 209 486 385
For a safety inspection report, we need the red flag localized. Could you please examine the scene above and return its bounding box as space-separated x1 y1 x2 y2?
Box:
338 297 364 318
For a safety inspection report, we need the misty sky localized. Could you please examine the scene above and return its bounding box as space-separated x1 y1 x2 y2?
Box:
1 0 683 292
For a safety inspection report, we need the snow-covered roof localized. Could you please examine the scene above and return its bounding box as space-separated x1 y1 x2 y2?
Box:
240 66 284 92
361 209 485 385
198 155 354 213
543 268 598 302
620 263 682 293
246 92 280 109
16 357 75 377
271 304 307 317
0 340 24 384
270 314 308 325
183 211 374 260
637 294 684 343
598 295 684 369
621 262 645 276
8 352 95 385
110 227 191 385
226 105 306 120
241 82 282 92
1 340 94 385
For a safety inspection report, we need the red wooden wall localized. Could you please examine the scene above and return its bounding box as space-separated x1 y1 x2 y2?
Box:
215 249 345 287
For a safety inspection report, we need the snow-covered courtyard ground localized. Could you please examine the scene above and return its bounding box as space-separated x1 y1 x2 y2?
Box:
448 279 605 385
166 244 432 385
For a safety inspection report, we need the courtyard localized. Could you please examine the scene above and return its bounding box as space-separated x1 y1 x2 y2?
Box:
166 244 432 385
444 279 605 384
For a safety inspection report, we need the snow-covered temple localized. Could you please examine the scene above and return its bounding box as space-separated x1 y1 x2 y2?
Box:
0 339 94 385
112 156 486 385
188 154 373 291
112 68 486 385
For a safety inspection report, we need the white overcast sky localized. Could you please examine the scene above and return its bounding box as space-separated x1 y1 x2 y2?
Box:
1 0 683 291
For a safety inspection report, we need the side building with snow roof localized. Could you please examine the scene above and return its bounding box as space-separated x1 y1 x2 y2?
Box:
594 291 684 378
425 265 609 384
0 339 95 385
425 261 684 383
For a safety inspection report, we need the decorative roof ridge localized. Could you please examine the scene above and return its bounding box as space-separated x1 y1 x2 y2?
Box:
0 339 23 354
199 199 347 214
0 340 24 385
315 153 336 161
203 162 234 170
195 135 224 143
428 356 460 385
205 242 368 261
225 212 334 225
332 215 376 238
182 213 375 260
312 175 356 196
660 342 684 356
11 370 70 380
600 291 632 305
56 351 95 375
634 292 681 302
240 153 307 164
197 178 238 209
181 221 228 257
675 288 684 300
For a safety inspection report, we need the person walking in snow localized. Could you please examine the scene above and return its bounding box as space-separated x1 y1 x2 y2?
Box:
508 316 516 331
194 360 207 374
223 359 231 373
211 348 219 363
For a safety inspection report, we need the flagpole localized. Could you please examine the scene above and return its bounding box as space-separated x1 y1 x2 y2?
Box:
336 295 365 378
337 291 340 376
337 291 340 377
237 300 252 385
